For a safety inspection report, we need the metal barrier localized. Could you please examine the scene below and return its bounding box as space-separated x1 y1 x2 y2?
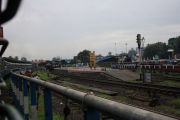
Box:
0 73 23 120
10 72 177 120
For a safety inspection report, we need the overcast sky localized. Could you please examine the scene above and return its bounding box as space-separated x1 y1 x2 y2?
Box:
3 0 180 60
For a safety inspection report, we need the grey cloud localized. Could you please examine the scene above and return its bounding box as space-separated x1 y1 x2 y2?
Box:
3 0 180 59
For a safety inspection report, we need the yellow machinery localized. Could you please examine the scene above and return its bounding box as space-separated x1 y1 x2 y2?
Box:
89 51 96 69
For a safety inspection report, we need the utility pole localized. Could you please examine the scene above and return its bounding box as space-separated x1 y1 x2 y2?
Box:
115 42 117 55
125 43 128 54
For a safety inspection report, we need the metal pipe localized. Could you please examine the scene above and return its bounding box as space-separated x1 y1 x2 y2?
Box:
0 104 23 120
0 78 6 87
12 73 177 120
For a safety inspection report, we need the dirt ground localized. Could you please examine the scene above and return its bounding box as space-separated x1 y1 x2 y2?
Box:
105 69 139 81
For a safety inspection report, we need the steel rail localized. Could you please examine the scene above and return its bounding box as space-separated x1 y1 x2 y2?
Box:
59 73 180 95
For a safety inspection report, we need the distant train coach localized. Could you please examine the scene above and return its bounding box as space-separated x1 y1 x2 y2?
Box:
112 63 180 73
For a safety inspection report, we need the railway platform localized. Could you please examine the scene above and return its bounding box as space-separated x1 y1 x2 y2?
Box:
104 69 139 81
55 67 102 73
56 67 139 81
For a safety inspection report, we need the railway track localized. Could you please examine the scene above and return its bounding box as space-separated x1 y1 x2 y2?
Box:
54 72 180 96
152 74 180 82
51 74 180 119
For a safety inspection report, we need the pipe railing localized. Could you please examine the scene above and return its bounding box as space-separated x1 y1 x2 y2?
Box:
0 104 23 120
0 73 23 120
11 72 177 120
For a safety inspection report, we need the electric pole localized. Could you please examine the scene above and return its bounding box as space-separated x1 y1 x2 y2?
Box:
125 43 128 54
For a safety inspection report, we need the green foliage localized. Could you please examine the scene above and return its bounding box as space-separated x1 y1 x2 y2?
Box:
143 42 168 59
157 80 180 88
77 49 91 64
53 113 64 120
157 103 180 116
33 70 57 81
167 99 180 109
37 94 64 120
21 57 27 62
37 94 45 120
128 48 136 61
168 36 180 53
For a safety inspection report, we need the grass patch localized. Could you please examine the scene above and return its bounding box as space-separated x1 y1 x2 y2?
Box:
166 98 180 109
61 81 129 103
154 73 180 78
112 95 129 102
37 94 45 120
165 73 180 77
62 81 89 93
157 105 180 116
63 77 71 81
33 70 57 81
37 93 64 120
129 80 142 83
53 113 64 120
157 81 180 88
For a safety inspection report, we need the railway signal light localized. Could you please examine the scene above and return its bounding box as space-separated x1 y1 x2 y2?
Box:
137 34 141 49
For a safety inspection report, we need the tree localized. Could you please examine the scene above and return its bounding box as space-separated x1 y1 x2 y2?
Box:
73 56 78 64
14 56 19 60
143 42 168 59
8 56 13 59
21 57 27 62
108 52 112 56
168 36 180 54
77 50 91 64
128 48 136 60
52 56 61 61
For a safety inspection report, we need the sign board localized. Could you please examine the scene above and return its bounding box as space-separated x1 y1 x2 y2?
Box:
168 49 174 52
144 73 152 83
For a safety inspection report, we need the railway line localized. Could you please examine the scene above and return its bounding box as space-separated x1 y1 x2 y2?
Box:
152 74 180 82
53 71 180 96
51 73 180 119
